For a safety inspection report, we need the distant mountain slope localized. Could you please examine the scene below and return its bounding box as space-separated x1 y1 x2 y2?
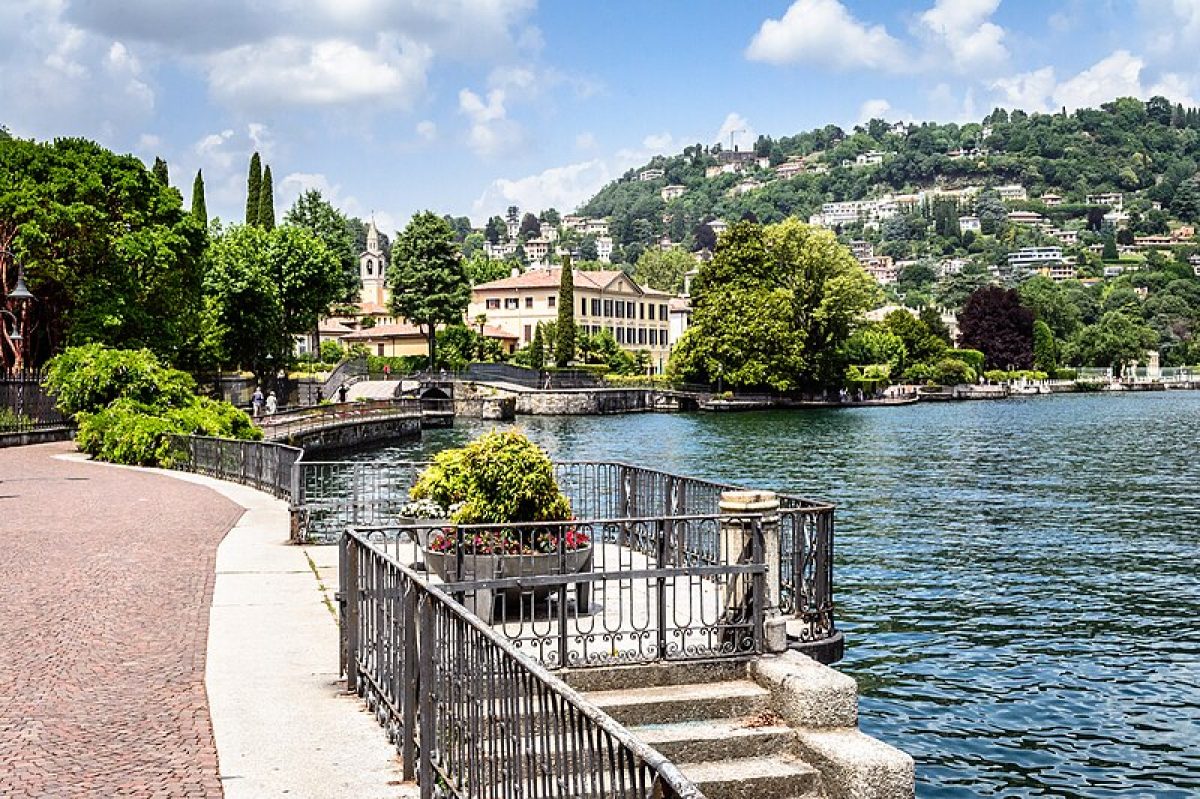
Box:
577 97 1200 258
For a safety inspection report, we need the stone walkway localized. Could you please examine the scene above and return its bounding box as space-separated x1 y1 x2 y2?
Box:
0 442 240 798
0 442 414 798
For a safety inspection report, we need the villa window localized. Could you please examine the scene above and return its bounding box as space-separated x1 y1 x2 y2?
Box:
638 328 647 345
640 303 645 320
486 298 500 310
650 329 658 346
525 297 533 308
659 304 668 321
628 301 636 317
591 298 600 316
615 302 624 319
580 298 587 315
604 299 613 316
505 298 519 310
548 296 556 308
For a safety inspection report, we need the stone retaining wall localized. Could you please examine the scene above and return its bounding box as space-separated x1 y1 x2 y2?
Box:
0 427 75 448
286 416 421 453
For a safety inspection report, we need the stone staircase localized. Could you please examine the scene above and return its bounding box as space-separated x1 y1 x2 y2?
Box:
344 380 402 401
564 656 913 799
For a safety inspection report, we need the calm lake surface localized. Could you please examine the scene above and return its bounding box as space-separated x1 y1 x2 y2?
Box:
361 391 1200 798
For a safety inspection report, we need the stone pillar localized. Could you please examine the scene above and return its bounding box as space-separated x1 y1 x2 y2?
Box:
720 489 787 653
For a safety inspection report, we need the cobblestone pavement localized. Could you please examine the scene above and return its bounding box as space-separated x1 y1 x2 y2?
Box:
0 443 243 798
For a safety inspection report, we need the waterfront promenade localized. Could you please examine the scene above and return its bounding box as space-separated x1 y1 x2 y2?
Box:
0 442 413 798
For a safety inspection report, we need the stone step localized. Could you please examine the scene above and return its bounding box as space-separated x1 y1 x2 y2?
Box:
562 660 749 693
584 679 770 726
629 716 795 762
678 756 822 799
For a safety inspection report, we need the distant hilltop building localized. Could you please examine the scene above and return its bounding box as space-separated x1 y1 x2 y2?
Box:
1086 192 1124 210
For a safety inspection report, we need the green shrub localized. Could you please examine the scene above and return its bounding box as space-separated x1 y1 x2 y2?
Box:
930 358 975 386
48 344 259 466
44 344 196 416
945 348 985 373
319 340 344 363
367 355 426 375
411 431 571 524
1055 368 1079 380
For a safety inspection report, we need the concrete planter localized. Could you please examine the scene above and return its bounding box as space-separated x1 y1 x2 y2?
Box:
424 544 593 622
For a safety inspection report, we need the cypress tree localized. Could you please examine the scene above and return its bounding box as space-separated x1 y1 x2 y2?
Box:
530 324 545 369
555 254 575 368
1102 233 1118 261
152 156 169 185
246 152 261 226
258 165 275 230
1033 319 1057 374
191 169 207 227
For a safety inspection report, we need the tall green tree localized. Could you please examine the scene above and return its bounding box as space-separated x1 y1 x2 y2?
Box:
1069 311 1158 375
555 254 576 367
284 189 357 301
1032 319 1057 373
530 323 545 369
191 169 207 228
634 248 695 293
152 157 169 185
245 152 261 226
671 219 879 390
202 224 287 380
387 212 471 366
0 136 206 366
258 165 275 230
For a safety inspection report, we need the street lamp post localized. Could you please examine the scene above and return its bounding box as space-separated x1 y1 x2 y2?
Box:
1 249 35 372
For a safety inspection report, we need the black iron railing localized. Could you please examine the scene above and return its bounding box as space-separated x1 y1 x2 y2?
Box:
255 398 423 442
169 435 302 500
0 369 69 432
342 528 704 799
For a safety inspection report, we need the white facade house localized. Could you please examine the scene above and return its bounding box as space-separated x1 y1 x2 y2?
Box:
811 198 898 227
638 168 665 182
660 184 687 201
1086 192 1124 210
959 215 981 232
1007 246 1064 272
595 236 614 264
996 184 1028 202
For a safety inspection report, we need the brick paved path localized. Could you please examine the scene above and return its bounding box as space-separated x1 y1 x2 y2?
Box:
0 443 243 798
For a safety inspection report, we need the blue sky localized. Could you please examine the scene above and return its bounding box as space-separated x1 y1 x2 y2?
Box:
2 1 1197 232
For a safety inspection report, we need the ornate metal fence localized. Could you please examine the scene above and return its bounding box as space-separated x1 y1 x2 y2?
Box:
342 528 703 799
0 369 69 432
169 435 301 499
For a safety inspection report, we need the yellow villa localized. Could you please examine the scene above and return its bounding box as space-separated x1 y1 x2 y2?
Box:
468 269 674 372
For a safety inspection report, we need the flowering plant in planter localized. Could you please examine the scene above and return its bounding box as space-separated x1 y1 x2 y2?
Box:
410 430 588 555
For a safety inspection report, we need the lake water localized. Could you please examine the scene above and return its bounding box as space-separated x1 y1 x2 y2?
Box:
360 392 1200 797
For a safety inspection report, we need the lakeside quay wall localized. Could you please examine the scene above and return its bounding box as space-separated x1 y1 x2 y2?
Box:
454 381 656 416
281 415 421 452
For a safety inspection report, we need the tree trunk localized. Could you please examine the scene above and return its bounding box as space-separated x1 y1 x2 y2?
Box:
426 321 436 370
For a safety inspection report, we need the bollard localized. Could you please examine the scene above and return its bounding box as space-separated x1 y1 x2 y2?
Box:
720 489 787 653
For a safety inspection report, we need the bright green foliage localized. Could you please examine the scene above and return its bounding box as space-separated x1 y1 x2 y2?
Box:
672 219 879 391
882 309 947 367
43 343 196 416
319 340 344 363
580 328 637 374
463 251 513 286
841 326 907 372
556 254 576 367
411 431 571 525
633 248 696 293
1033 319 1057 372
919 306 952 343
0 137 206 364
1102 234 1118 260
152 157 169 185
1069 311 1158 374
1018 276 1084 339
258 165 275 231
191 170 207 228
245 152 261 226
46 344 259 466
436 324 501 370
530 324 545 369
945 348 986 373
387 212 471 366
930 358 976 385
284 189 358 302
202 224 341 376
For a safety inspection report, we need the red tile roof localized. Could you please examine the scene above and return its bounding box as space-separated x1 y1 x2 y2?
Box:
474 268 638 293
342 323 424 340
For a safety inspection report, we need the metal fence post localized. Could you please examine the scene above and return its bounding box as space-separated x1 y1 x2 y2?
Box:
402 584 418 781
418 595 435 799
345 536 361 693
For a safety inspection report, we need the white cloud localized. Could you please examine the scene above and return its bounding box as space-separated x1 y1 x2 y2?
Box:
459 87 524 157
990 66 1058 112
416 120 438 141
575 132 597 150
473 159 612 222
714 113 756 151
137 133 162 151
207 35 431 109
1053 50 1145 111
990 50 1196 114
745 0 906 71
642 132 675 151
918 0 1008 73
1139 0 1200 66
857 99 892 123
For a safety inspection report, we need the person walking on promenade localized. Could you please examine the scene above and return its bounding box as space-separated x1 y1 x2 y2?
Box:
265 391 278 415
251 386 264 417
338 383 348 403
